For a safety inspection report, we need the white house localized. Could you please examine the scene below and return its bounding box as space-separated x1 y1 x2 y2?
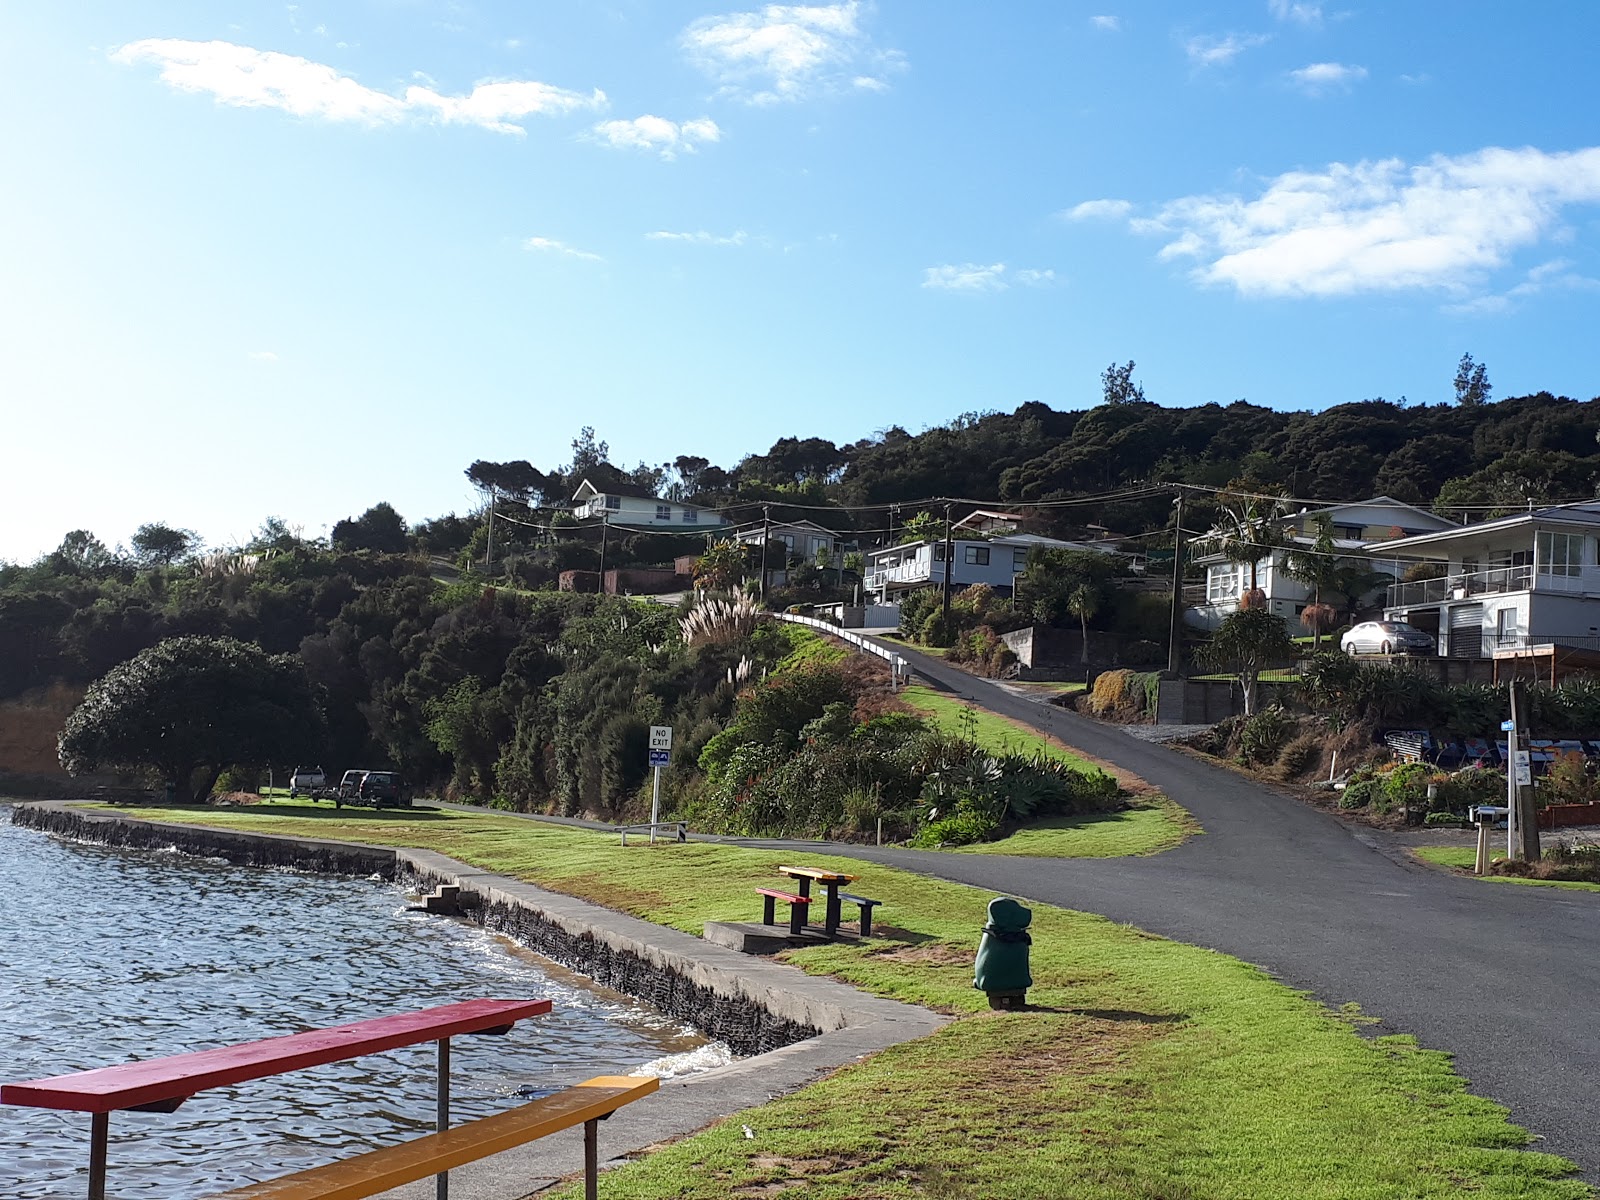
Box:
733 520 841 563
865 533 1110 602
570 479 730 531
1381 502 1600 659
1186 496 1458 631
951 509 1026 536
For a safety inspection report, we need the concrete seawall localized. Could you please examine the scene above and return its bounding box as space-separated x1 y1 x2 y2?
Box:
12 801 948 1200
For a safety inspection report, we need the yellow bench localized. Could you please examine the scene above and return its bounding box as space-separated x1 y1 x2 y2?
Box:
204 1075 658 1200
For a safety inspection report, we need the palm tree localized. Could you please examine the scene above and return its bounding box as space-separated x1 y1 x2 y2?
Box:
1066 584 1099 666
1281 514 1343 650
1196 495 1289 610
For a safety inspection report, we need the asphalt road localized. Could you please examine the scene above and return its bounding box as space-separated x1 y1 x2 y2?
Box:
818 641 1600 1175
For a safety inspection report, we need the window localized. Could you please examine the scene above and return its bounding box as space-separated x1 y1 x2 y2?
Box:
1537 531 1585 577
1207 565 1241 604
1496 608 1517 646
655 504 672 521
933 544 947 562
964 545 990 566
682 508 698 523
603 494 621 511
1013 549 1028 572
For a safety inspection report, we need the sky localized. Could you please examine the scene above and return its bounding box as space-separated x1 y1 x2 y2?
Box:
3 1 1599 562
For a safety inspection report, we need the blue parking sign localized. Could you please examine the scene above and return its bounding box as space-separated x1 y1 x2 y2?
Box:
649 749 670 767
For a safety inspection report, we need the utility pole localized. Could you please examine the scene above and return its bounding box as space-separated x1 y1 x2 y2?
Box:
1166 487 1187 678
940 500 955 629
1507 678 1541 861
483 486 495 569
758 505 772 601
597 513 609 595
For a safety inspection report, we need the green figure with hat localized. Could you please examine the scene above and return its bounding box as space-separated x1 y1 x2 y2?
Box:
974 896 1032 1010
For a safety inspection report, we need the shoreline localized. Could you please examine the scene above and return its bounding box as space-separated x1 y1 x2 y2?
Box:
9 801 947 1200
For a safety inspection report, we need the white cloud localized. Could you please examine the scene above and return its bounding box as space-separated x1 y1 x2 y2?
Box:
589 115 721 160
922 263 1007 293
681 2 902 104
1445 259 1600 316
1287 61 1367 94
647 229 749 246
1268 0 1322 26
920 262 1062 293
1185 33 1270 69
112 39 604 135
1090 15 1121 31
524 236 603 261
1129 145 1600 298
247 350 279 362
1060 198 1133 221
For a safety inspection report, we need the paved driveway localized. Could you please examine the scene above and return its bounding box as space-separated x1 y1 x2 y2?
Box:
829 641 1600 1175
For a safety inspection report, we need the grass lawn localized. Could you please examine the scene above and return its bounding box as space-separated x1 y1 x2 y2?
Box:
86 801 1586 1198
900 685 1199 857
1190 669 1302 683
1413 845 1600 894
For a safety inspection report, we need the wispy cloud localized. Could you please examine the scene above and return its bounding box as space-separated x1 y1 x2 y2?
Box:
647 229 749 246
1122 145 1600 299
1445 259 1600 316
589 115 720 159
1090 15 1121 32
112 39 604 135
247 350 279 362
681 2 904 104
1287 61 1367 94
1185 32 1270 69
1268 0 1322 27
1060 198 1132 221
524 236 603 261
921 263 1054 293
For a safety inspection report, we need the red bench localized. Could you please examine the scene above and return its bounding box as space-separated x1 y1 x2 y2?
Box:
756 887 811 934
3 999 553 1200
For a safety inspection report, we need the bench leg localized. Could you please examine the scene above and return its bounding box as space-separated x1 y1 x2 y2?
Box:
585 1118 599 1200
88 1112 108 1200
859 904 874 938
436 1037 451 1200
824 886 841 935
788 901 805 936
762 894 776 925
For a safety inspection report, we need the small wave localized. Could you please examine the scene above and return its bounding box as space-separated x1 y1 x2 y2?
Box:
636 1041 736 1078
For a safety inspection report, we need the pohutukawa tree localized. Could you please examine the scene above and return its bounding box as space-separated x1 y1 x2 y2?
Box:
59 636 325 802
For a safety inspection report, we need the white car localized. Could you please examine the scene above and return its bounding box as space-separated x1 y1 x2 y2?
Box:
1340 620 1436 656
288 765 326 797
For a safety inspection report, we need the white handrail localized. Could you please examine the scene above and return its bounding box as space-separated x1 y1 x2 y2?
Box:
772 613 908 687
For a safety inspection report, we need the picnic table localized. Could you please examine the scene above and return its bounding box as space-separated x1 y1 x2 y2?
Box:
778 865 857 936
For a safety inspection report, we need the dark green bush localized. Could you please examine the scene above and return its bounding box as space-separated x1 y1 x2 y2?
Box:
1239 706 1295 765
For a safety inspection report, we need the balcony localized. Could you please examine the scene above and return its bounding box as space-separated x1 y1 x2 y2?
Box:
1385 564 1600 607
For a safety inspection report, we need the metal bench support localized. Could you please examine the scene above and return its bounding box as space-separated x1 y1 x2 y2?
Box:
436 1038 450 1200
89 1112 108 1200
584 1118 599 1200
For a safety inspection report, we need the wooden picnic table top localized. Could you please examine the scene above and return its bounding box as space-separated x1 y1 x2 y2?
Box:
777 865 858 883
1 998 551 1115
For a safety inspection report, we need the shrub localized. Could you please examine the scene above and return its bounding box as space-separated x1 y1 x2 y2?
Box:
1382 761 1432 812
1239 706 1295 765
1275 733 1322 780
1544 750 1597 806
1424 811 1465 827
1087 669 1135 717
1121 639 1165 666
920 610 957 648
898 589 939 638
1432 764 1504 813
1339 770 1382 809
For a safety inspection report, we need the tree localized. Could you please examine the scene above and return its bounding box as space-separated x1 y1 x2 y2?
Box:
331 503 408 554
131 523 199 568
693 540 748 591
1200 608 1296 717
59 636 325 802
1280 514 1342 650
1454 353 1491 406
569 427 609 476
48 530 117 574
1196 496 1288 604
464 460 550 506
1101 360 1146 406
1066 584 1098 666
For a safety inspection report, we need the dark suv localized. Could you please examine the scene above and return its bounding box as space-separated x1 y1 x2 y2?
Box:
357 771 407 808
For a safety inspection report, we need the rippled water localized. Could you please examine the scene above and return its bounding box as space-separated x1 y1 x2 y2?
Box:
0 806 726 1198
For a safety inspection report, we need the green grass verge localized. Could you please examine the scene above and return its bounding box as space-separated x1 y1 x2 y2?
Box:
1190 670 1302 683
1413 845 1600 893
774 624 852 672
86 802 1585 1198
900 685 1198 857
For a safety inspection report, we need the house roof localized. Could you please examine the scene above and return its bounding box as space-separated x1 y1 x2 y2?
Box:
952 509 1024 529
1370 501 1600 554
570 477 662 503
866 533 1114 560
1290 495 1457 533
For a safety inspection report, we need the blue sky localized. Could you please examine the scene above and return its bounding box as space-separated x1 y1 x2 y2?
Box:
4 2 1599 562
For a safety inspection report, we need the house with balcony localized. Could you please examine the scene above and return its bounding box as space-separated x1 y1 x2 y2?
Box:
733 520 841 563
570 479 729 531
1380 502 1600 659
1185 496 1457 631
865 533 1107 602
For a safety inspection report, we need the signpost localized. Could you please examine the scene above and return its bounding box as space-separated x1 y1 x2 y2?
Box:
648 726 672 843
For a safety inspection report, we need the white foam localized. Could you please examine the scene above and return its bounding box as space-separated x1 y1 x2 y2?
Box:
636 1041 737 1078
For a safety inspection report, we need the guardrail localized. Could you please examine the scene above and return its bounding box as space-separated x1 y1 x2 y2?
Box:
617 820 688 846
773 613 909 687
